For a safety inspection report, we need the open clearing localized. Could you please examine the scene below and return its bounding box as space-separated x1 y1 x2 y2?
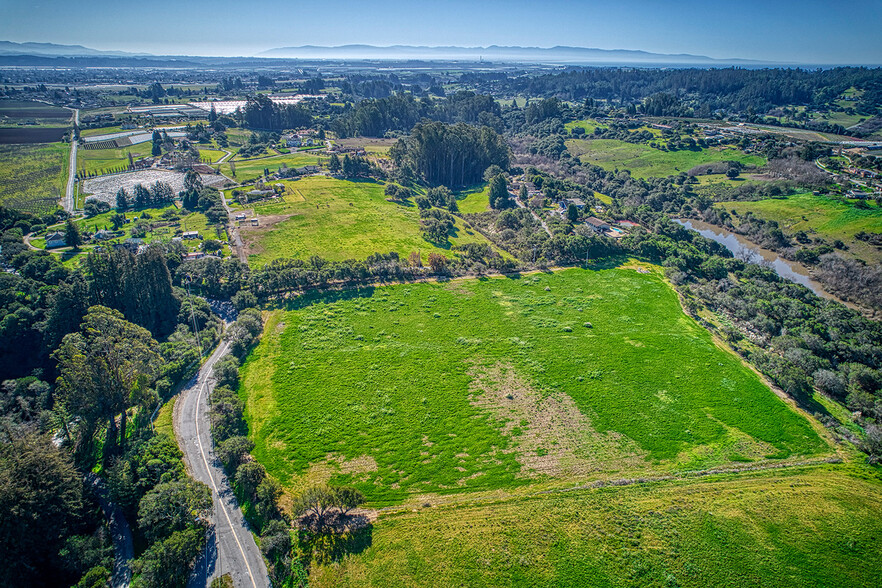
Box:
229 176 504 265
720 192 882 263
0 142 69 214
566 139 765 179
455 183 492 213
309 465 882 588
220 152 326 182
239 267 827 507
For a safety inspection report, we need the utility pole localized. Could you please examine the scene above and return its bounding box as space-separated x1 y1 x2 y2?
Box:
185 274 204 361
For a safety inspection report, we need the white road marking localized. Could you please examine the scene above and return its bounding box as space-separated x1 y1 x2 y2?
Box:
193 341 258 588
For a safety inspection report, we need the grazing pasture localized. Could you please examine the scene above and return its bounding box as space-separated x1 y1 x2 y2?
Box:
219 152 326 182
720 192 882 263
230 176 502 266
566 139 765 179
239 268 826 506
307 465 882 588
0 142 68 214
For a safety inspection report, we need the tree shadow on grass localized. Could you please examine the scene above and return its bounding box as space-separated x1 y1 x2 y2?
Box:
279 286 378 311
297 514 373 565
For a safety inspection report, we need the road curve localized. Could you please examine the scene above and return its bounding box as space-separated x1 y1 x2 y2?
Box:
64 108 79 212
174 341 270 588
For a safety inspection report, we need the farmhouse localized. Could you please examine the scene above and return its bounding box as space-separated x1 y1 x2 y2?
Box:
283 134 301 148
250 218 260 226
92 229 115 241
45 231 66 248
562 198 586 209
183 252 205 261
235 213 247 221
585 217 611 232
182 231 200 240
247 189 275 199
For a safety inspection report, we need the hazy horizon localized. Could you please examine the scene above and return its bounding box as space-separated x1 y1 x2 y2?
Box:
1 0 881 65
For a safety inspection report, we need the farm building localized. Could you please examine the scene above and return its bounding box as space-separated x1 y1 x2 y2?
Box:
45 231 66 248
585 217 611 232
235 213 247 221
184 252 206 261
182 231 200 240
92 229 115 241
250 218 260 226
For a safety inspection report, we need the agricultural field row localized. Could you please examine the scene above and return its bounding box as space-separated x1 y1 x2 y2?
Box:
0 142 69 214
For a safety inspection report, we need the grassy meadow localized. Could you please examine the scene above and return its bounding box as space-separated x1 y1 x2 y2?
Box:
567 139 765 179
0 142 69 214
455 183 492 213
720 192 882 263
309 465 882 588
229 176 503 266
220 152 326 182
239 267 827 507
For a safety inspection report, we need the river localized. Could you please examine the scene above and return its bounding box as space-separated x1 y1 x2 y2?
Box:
674 218 837 301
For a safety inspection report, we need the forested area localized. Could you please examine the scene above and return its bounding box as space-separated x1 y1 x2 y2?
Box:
0 202 227 586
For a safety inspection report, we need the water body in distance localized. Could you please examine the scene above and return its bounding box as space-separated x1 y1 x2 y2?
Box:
674 219 833 299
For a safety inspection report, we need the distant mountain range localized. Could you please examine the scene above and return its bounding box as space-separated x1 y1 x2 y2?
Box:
256 44 770 65
0 40 149 57
0 40 772 66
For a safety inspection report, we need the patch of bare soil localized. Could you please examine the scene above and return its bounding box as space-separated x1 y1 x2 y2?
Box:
468 362 645 478
238 213 294 255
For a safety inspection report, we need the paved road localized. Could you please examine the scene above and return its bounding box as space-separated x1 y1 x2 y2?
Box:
85 473 133 588
64 108 79 212
514 192 552 237
175 341 270 588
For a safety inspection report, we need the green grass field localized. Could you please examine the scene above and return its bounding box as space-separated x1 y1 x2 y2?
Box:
239 267 827 507
197 148 227 163
564 118 605 135
309 465 882 588
229 176 503 266
0 142 69 214
220 153 326 182
567 139 766 179
456 183 491 213
720 192 882 263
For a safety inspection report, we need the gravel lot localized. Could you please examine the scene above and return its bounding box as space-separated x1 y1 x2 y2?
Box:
81 170 228 205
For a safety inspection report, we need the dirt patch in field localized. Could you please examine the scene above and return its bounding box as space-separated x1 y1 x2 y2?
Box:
468 361 645 478
328 453 379 475
443 281 476 297
238 213 294 255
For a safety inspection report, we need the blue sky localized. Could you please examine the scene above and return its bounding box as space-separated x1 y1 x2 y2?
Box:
1 0 880 64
